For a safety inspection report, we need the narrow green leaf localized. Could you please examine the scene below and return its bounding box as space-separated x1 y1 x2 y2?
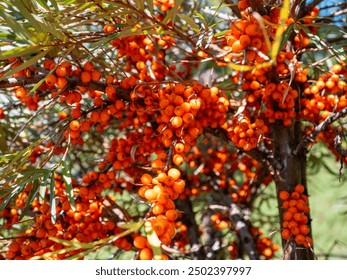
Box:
35 0 51 10
194 11 208 29
0 46 43 60
119 220 144 231
20 179 40 220
271 0 290 61
49 174 57 223
0 49 50 81
62 160 75 210
278 24 294 54
178 14 200 31
49 236 92 248
133 0 144 11
301 25 346 64
49 0 59 11
12 0 45 33
162 8 174 25
0 8 33 41
171 0 183 24
39 171 51 202
228 61 273 72
146 0 154 14
0 185 24 212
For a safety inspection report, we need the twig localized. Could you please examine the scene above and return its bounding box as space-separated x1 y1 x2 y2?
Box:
294 107 347 155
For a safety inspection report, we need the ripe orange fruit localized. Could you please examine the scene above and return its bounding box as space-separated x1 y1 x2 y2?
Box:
133 236 147 249
168 168 180 180
139 247 153 260
70 120 81 131
279 191 290 201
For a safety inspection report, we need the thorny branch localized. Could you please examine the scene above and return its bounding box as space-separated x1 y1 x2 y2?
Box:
294 107 347 156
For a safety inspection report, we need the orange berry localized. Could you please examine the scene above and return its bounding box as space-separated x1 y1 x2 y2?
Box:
81 71 92 83
172 179 185 194
144 189 158 201
291 191 300 200
173 154 184 166
299 224 310 235
70 120 81 131
174 143 185 153
165 209 178 221
303 236 313 248
168 168 180 180
56 66 67 77
133 236 147 249
84 61 94 72
281 228 291 240
283 211 293 221
171 116 183 128
8 241 21 253
332 64 342 74
45 74 57 86
139 247 153 260
141 173 153 185
295 234 306 245
182 112 194 124
279 191 290 201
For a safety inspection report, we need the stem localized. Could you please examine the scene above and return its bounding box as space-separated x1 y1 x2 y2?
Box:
270 121 315 260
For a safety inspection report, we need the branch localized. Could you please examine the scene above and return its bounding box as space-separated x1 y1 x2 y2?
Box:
294 107 347 155
229 203 259 260
176 196 206 259
222 194 259 260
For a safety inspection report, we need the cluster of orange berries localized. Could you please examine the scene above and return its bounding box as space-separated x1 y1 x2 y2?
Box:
228 117 268 150
221 3 321 134
228 226 279 260
135 169 183 259
251 226 279 260
210 212 230 230
261 81 298 126
280 185 313 248
154 0 175 13
301 64 347 123
4 174 131 260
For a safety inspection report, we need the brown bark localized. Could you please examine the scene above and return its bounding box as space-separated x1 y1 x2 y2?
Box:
270 121 315 260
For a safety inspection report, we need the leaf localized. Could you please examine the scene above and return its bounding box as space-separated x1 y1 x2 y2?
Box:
300 26 346 64
20 179 40 219
144 221 162 260
39 170 51 202
0 49 50 81
133 0 144 11
62 160 75 210
0 7 33 42
270 0 290 61
146 0 154 14
171 0 183 24
194 11 208 29
0 46 44 60
35 0 51 10
12 0 46 33
228 61 273 72
0 185 24 212
278 24 294 54
177 13 200 31
49 174 57 223
119 220 144 231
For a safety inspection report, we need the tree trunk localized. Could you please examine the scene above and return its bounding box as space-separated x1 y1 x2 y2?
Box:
271 121 315 260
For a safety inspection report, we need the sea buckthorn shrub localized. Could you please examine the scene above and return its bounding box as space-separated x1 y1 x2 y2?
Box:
0 0 346 261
